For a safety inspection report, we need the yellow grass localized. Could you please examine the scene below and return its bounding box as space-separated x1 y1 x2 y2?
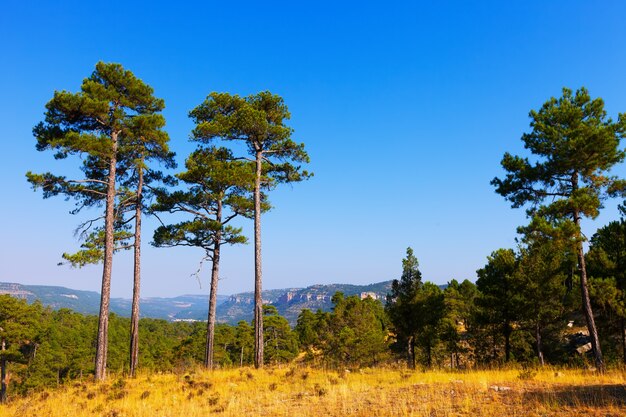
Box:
2 367 625 416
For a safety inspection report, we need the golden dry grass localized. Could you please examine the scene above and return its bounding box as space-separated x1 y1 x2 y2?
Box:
2 367 625 416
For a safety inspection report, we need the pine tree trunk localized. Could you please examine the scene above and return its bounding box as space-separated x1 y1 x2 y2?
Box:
570 186 604 373
1 338 6 404
621 317 626 365
536 322 544 366
129 162 144 378
504 320 511 362
205 200 223 370
576 238 604 370
254 150 264 369
95 132 118 381
406 335 415 369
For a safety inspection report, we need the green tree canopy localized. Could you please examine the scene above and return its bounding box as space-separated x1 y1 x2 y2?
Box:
587 210 626 363
262 305 299 365
0 296 43 402
476 248 520 363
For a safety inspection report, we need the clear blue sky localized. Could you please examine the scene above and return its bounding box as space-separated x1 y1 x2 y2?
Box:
2 1 626 298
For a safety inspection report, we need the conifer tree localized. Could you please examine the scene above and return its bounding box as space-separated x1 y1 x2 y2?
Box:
61 128 175 377
442 279 477 368
492 87 626 371
476 249 520 363
152 146 255 369
516 219 570 365
262 305 299 364
386 247 423 368
321 293 388 367
0 296 41 403
587 207 626 363
415 282 445 368
189 92 311 368
119 112 175 377
27 62 164 380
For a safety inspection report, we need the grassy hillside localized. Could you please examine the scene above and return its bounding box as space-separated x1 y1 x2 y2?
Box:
2 368 625 416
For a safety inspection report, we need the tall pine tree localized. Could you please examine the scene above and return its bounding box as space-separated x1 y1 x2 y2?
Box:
27 62 164 380
189 92 311 368
492 87 626 371
152 146 255 369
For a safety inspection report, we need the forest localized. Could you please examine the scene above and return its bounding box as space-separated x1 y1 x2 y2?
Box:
3 61 626 407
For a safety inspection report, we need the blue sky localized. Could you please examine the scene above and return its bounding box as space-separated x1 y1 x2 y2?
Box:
2 1 626 297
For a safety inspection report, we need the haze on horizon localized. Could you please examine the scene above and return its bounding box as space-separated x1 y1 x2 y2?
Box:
2 1 626 298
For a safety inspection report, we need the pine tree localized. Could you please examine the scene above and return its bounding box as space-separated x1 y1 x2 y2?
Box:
27 62 165 380
0 296 41 402
442 279 477 368
516 219 570 365
492 87 626 371
386 247 423 368
152 146 254 369
476 249 520 363
189 92 311 368
587 209 626 363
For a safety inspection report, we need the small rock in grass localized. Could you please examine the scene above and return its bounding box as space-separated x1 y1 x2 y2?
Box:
489 385 511 392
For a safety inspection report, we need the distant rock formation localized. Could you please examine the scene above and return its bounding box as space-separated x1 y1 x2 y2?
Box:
0 280 394 325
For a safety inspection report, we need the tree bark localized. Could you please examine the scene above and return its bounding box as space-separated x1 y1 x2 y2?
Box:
576 237 604 370
406 335 415 369
205 200 223 370
571 173 604 372
95 131 118 381
504 320 511 363
129 161 144 378
621 317 626 365
1 338 6 404
535 322 545 366
253 149 264 369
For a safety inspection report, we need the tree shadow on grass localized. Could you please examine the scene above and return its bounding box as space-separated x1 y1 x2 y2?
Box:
522 385 626 408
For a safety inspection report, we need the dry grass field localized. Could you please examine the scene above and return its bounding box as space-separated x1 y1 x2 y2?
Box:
2 367 625 416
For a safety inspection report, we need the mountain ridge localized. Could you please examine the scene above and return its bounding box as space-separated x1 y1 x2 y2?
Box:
0 280 394 325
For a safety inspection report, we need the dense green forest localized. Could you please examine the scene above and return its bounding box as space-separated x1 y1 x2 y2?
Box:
7 61 626 401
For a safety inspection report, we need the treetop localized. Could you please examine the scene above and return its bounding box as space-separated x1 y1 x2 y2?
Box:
492 86 626 219
189 91 310 166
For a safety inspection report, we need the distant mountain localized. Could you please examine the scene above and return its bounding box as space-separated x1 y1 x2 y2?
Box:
0 282 228 320
216 281 394 325
0 280 394 325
